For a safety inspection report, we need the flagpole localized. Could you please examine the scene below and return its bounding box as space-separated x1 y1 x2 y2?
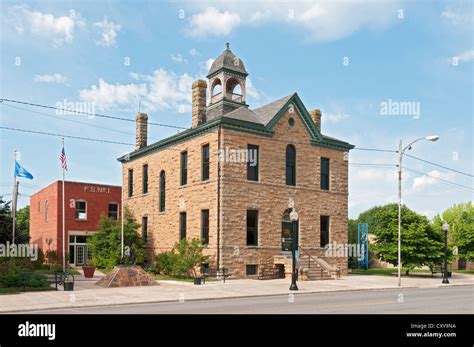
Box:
62 138 66 272
121 171 124 262
12 150 17 245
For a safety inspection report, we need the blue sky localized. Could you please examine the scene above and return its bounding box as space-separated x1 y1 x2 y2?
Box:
1 0 472 218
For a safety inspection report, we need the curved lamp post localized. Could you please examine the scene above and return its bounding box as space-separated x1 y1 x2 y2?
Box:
289 208 299 291
442 222 450 284
397 135 439 286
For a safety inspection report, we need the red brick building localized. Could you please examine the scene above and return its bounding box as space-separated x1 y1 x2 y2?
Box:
30 181 121 266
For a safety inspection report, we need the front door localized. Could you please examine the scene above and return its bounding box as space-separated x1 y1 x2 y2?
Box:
282 221 298 252
76 245 86 266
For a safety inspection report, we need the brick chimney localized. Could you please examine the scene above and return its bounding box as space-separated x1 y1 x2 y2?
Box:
192 79 207 128
135 112 148 150
309 109 322 133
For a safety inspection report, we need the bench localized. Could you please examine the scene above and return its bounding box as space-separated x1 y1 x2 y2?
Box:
430 266 443 277
45 271 75 290
430 266 452 278
201 266 231 284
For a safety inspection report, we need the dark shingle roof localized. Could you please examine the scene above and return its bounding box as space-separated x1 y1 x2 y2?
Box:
252 94 294 125
207 44 248 77
221 106 263 124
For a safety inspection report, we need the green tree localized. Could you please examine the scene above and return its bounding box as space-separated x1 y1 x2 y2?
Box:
16 206 30 243
0 196 13 244
347 219 358 268
358 203 445 274
87 208 145 269
433 201 474 261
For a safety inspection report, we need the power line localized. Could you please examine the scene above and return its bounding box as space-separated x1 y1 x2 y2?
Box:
0 98 188 130
403 166 473 192
404 153 473 178
2 103 162 141
0 126 134 146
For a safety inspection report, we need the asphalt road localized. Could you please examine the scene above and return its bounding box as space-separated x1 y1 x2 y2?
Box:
36 285 474 314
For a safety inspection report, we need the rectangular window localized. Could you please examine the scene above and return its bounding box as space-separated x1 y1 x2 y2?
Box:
108 203 119 220
201 209 209 245
142 216 148 243
246 210 258 246
179 212 187 240
128 169 133 197
75 201 87 220
320 216 330 247
181 151 188 186
246 265 257 276
321 157 330 190
247 144 259 181
202 144 210 181
45 200 48 222
142 164 148 194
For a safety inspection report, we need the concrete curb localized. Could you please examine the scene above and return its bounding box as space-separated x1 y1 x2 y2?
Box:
2 283 473 314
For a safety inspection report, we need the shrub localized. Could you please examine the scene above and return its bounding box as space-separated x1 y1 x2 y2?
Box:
154 239 209 277
155 251 180 275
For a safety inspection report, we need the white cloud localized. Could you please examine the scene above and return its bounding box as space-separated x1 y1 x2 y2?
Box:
7 5 85 47
171 53 188 64
412 170 456 191
454 49 474 63
441 7 473 27
79 69 194 112
246 78 261 100
322 113 350 123
186 1 399 42
188 7 241 37
189 48 200 57
94 17 121 47
33 73 68 84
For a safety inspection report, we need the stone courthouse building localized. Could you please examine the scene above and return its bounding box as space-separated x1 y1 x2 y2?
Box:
118 44 354 280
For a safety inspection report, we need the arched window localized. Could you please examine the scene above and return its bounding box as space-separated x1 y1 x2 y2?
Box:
286 145 296 186
226 78 242 102
210 78 222 104
159 171 166 212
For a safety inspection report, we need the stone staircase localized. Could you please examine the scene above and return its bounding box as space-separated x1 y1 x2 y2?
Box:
299 255 333 281
273 251 341 281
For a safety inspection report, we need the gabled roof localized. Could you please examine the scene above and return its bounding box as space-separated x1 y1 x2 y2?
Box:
118 92 353 162
253 94 294 125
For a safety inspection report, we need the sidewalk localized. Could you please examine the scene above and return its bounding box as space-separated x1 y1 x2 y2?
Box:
1 273 473 313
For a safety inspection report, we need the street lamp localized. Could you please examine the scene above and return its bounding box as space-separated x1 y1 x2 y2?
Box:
397 135 439 286
289 208 299 291
442 222 450 284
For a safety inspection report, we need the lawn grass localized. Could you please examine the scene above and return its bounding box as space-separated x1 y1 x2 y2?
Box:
350 268 433 276
0 286 55 294
452 269 474 275
351 268 474 276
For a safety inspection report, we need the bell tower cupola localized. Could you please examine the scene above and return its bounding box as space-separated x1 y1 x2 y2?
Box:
206 43 248 119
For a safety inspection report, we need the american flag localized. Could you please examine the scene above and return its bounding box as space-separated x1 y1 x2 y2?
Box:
59 147 68 171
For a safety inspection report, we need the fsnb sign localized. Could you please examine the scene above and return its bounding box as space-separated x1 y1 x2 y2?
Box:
83 185 112 194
